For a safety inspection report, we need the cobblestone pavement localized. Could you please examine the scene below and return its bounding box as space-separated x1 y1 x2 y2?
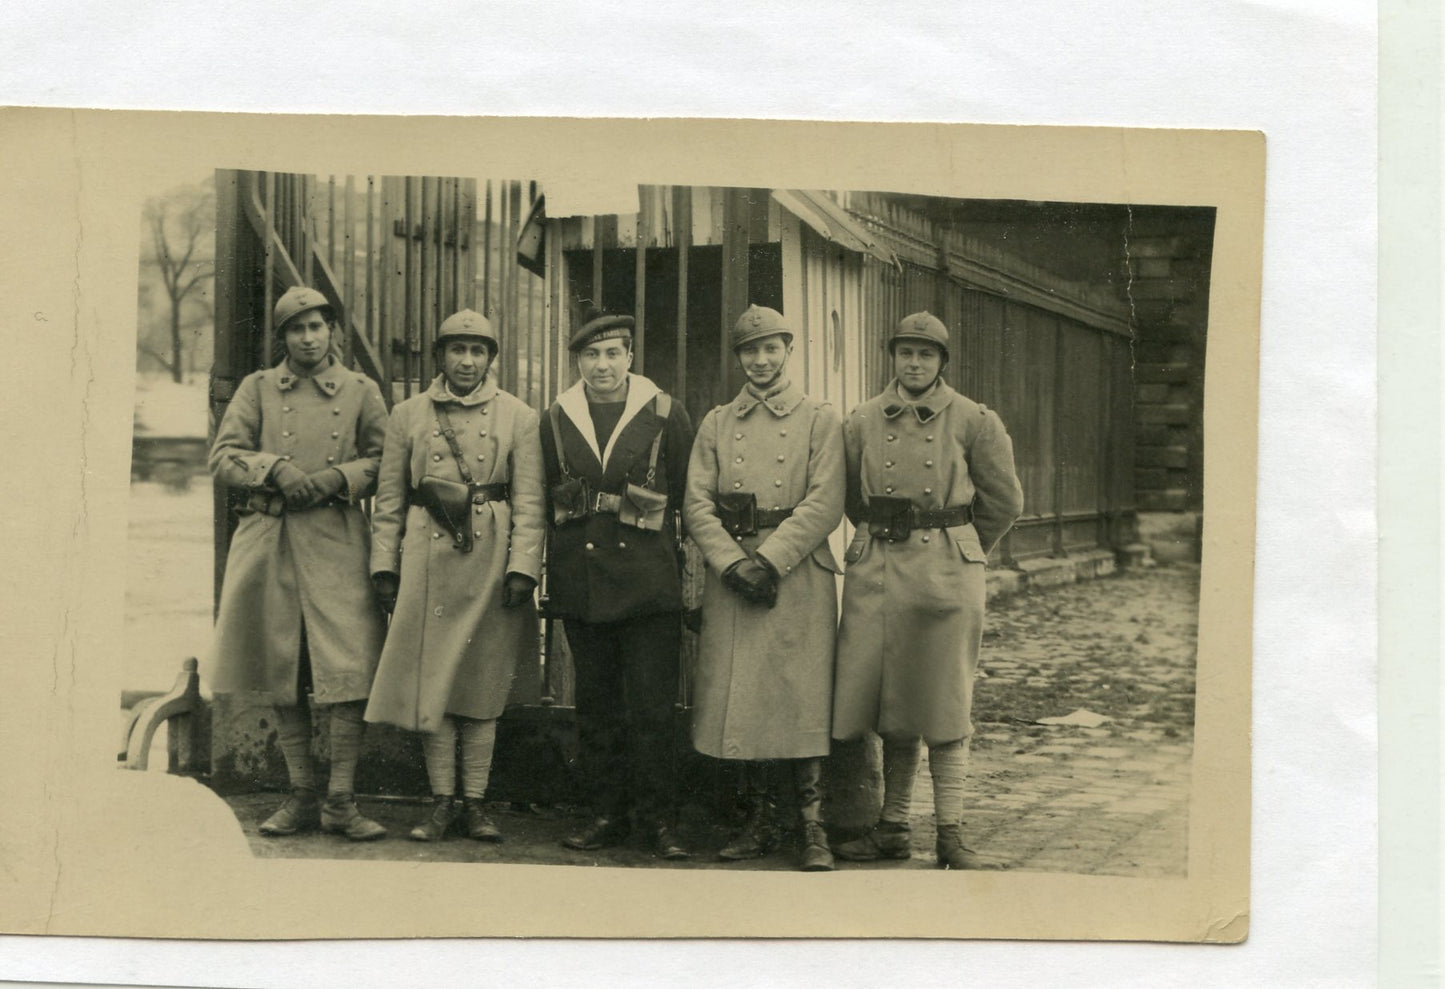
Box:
230 565 1199 877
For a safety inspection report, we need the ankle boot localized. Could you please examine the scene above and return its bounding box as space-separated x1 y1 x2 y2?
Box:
833 819 912 862
935 824 982 870
718 763 779 861
259 788 320 836
408 796 459 842
794 758 834 872
463 798 503 842
321 793 387 841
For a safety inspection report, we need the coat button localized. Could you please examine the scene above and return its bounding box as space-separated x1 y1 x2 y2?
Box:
481 408 489 415
885 460 894 468
779 429 787 436
887 434 896 442
925 435 934 442
885 486 894 494
474 529 482 537
925 460 934 467
734 535 742 542
433 454 442 462
333 408 341 415
618 541 627 549
282 431 291 438
433 430 440 437
282 406 292 413
776 454 785 462
480 430 488 437
477 454 486 461
735 433 743 440
923 487 932 495
331 431 339 439
773 479 782 487
432 531 441 539
735 456 744 463
733 481 742 489
921 535 930 543
475 505 485 514
585 542 595 550
434 606 444 617
326 456 336 464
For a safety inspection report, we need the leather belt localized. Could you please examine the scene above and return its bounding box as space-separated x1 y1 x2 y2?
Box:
469 482 511 504
864 500 974 529
591 490 624 515
755 507 794 529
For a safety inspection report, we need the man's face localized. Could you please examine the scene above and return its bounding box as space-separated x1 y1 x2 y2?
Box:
441 339 493 393
893 341 944 396
283 310 333 373
577 338 632 398
737 335 791 390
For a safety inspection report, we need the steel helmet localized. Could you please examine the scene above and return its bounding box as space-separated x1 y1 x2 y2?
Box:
436 309 500 355
273 286 333 332
890 311 950 358
731 304 793 350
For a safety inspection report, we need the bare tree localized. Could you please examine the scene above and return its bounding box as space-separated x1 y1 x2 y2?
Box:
143 184 215 382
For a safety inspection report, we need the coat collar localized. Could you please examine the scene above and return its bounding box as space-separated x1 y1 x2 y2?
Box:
273 355 348 397
732 380 805 418
425 373 498 407
556 373 662 469
881 378 955 423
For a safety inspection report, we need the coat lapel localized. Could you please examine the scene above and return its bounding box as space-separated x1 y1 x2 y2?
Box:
557 373 661 471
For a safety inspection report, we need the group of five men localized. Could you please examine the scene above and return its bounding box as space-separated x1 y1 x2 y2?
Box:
208 285 1023 872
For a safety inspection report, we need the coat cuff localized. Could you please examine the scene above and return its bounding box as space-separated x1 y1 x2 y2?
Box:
505 547 543 582
335 460 379 501
244 453 281 488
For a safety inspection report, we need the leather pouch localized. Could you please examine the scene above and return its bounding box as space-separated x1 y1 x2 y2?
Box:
417 475 475 552
618 482 669 531
550 477 590 527
715 491 758 537
867 495 914 542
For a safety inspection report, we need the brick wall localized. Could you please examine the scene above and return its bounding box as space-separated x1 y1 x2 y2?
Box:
1123 208 1215 512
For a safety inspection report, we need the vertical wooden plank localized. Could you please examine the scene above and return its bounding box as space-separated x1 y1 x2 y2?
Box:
1051 314 1066 556
507 180 523 391
403 176 417 397
482 181 494 315
327 176 336 272
720 187 752 404
262 173 277 365
780 209 806 396
634 184 650 372
591 216 605 309
673 186 692 401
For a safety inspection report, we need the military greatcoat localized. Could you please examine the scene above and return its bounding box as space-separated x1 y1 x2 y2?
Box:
683 382 844 760
208 356 389 706
363 375 545 733
831 379 1024 745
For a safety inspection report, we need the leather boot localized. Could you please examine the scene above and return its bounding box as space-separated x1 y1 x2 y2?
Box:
935 824 982 870
718 763 779 861
561 816 630 851
258 788 320 836
794 758 834 872
650 822 691 861
408 797 459 842
464 798 503 842
833 820 913 862
320 793 387 841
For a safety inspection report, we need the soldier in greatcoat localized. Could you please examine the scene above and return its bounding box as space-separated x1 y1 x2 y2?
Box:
831 312 1024 869
541 309 695 860
208 286 389 841
364 310 545 842
683 304 844 872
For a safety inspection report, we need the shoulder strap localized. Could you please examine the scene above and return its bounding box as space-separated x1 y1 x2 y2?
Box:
643 393 671 487
433 401 476 485
548 404 572 478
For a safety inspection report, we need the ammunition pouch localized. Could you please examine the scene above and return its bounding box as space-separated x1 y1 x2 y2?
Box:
417 478 511 553
550 477 591 527
866 495 914 542
619 482 669 532
716 492 758 537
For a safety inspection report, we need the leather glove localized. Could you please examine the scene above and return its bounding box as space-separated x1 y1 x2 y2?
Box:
271 460 319 510
502 573 537 609
722 558 776 608
371 571 399 614
307 467 347 502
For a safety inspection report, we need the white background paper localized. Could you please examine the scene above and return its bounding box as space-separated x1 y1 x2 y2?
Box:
0 0 1381 986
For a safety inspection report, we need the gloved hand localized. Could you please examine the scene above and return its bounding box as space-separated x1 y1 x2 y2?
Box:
502 573 537 609
272 460 319 510
722 558 777 608
307 467 347 502
371 571 399 614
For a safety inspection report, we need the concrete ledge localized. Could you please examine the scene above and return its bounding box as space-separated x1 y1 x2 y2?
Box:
988 548 1120 601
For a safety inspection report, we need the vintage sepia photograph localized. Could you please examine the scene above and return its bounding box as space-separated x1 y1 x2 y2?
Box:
124 167 1210 879
0 112 1259 943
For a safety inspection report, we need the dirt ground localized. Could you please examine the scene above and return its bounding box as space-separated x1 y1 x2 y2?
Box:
225 564 1199 877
